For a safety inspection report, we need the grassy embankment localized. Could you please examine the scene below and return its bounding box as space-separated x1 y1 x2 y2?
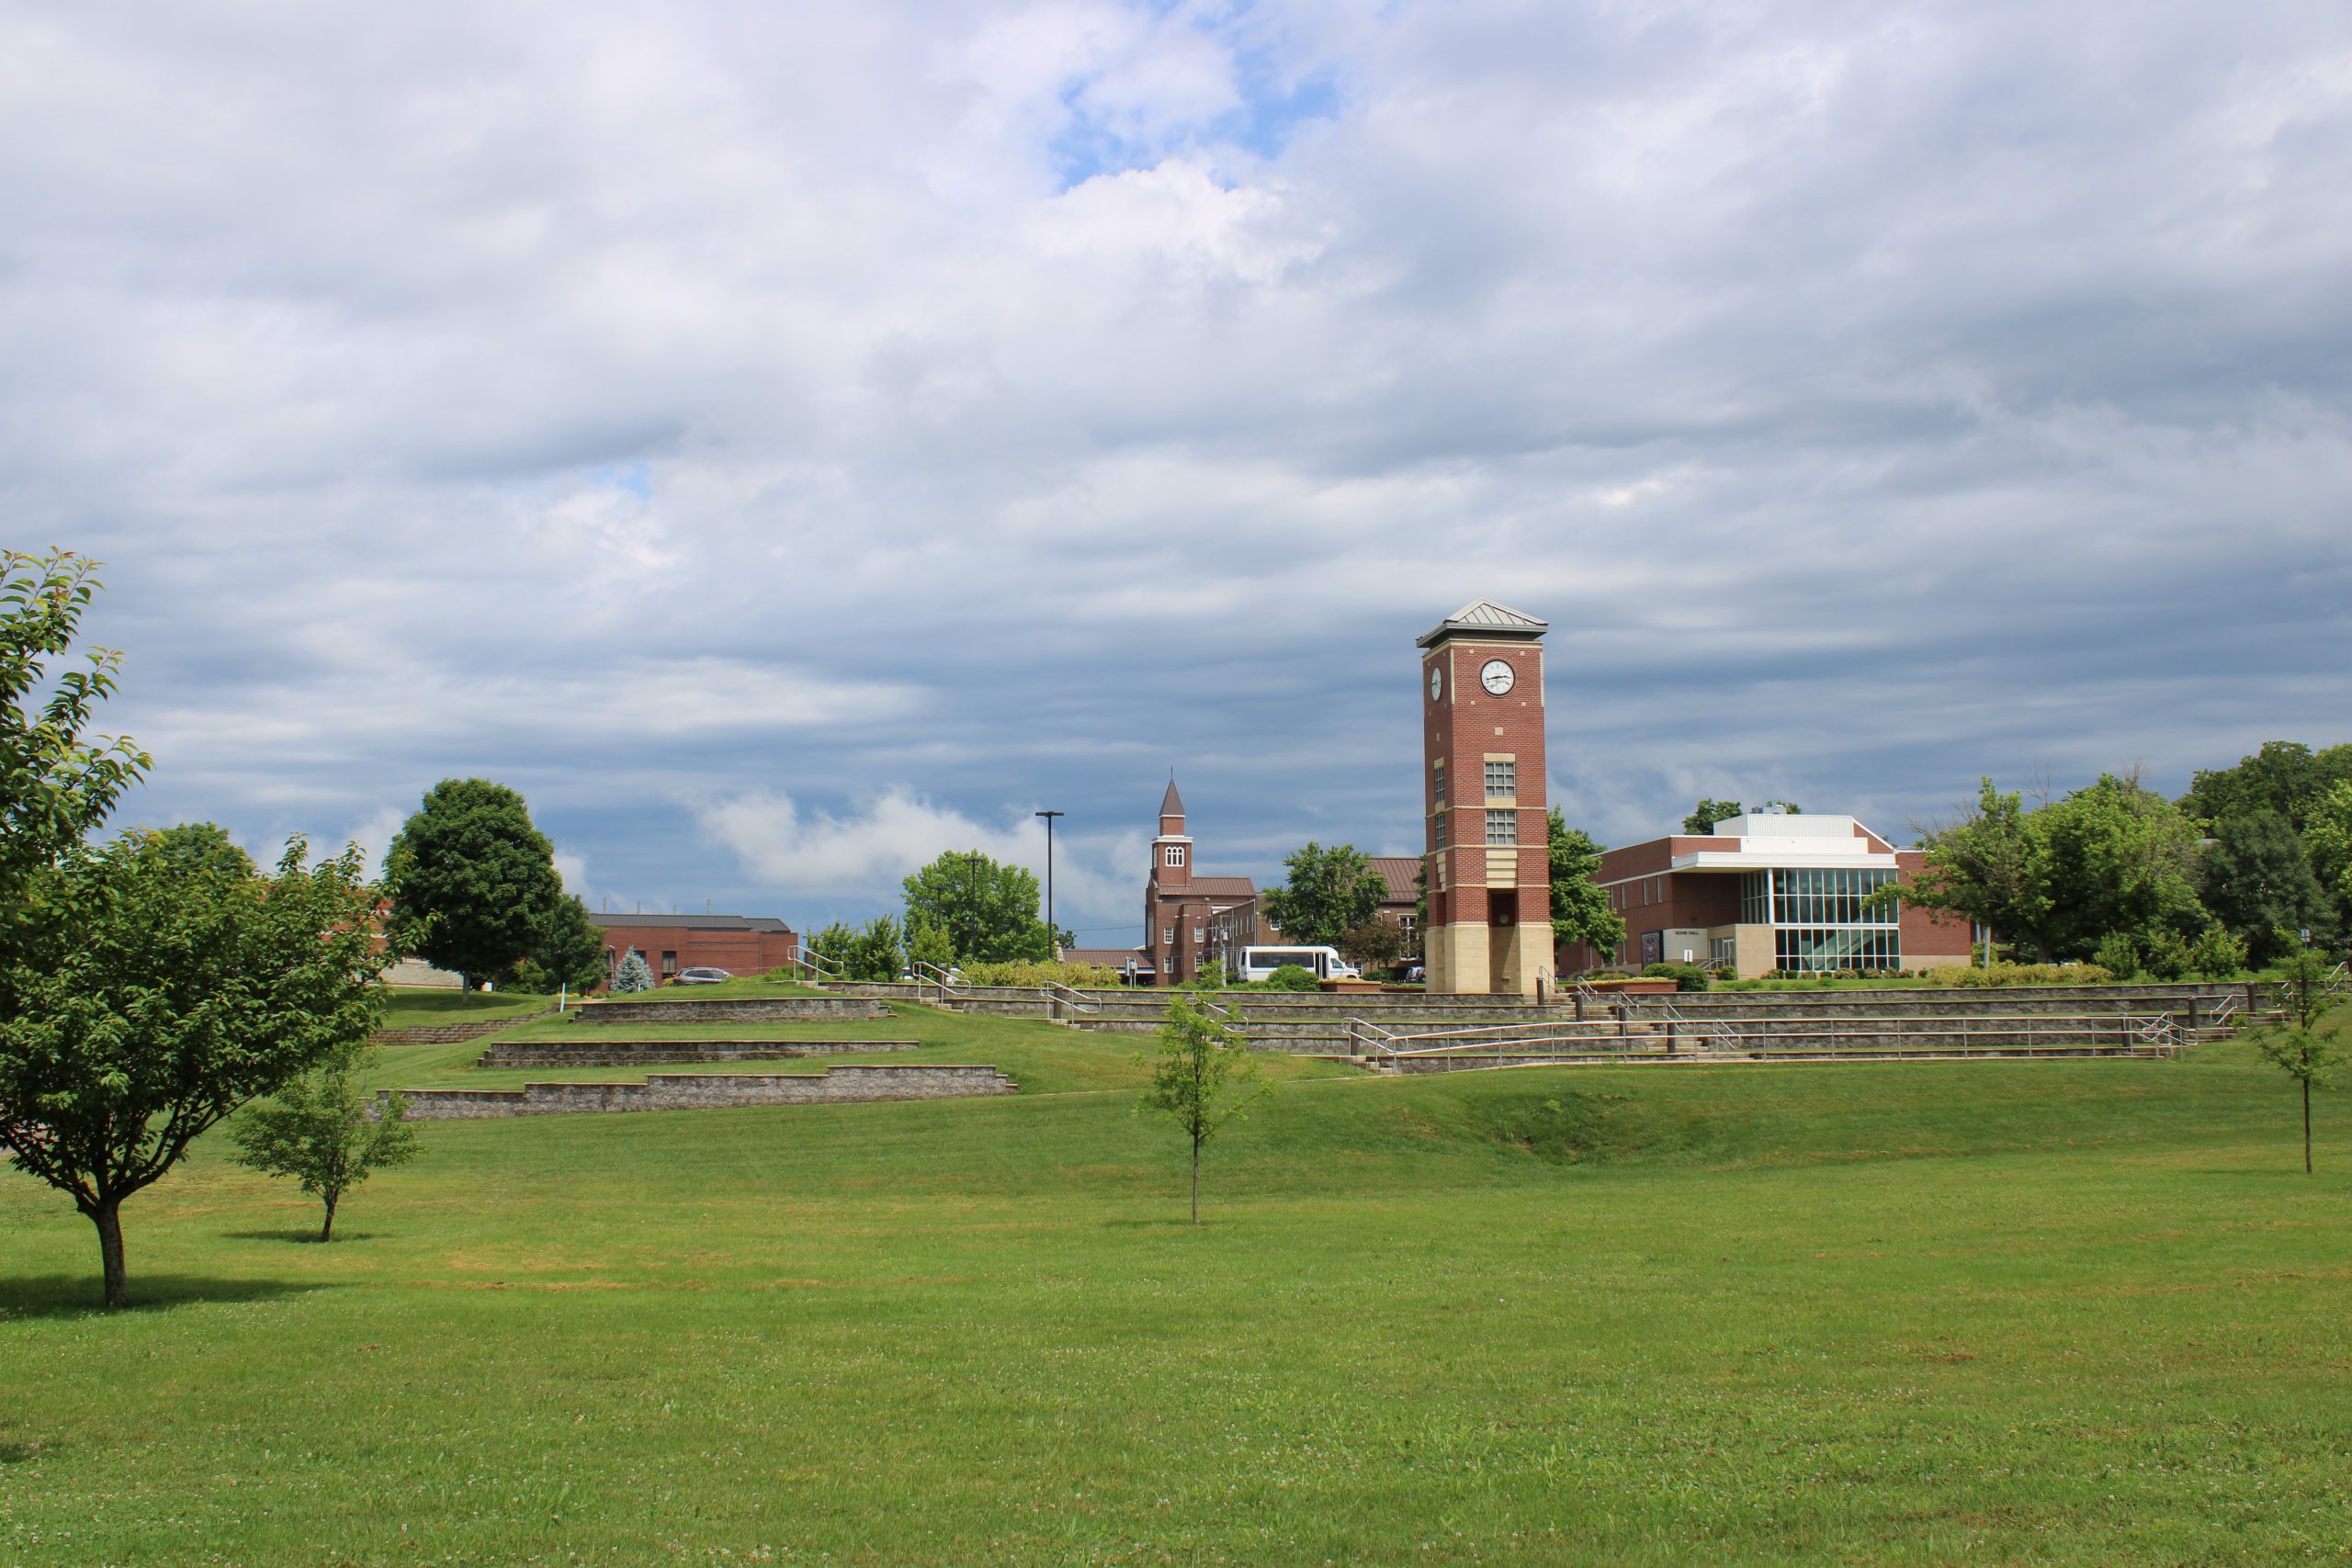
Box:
2 998 2347 1566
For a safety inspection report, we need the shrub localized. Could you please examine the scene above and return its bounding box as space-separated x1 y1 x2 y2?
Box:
2188 925 2248 979
1920 961 2118 987
2143 930 2193 981
1642 962 1710 992
958 959 1125 988
2092 931 2142 978
612 950 654 994
1264 964 1321 991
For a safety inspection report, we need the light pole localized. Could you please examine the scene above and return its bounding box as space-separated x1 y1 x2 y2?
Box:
1035 809 1064 956
957 851 983 963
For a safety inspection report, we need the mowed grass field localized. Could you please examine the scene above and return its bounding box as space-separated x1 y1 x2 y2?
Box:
3 998 2348 1566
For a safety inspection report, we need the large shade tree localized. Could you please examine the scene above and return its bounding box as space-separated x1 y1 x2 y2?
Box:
1261 841 1387 946
0 835 388 1306
902 850 1057 964
2199 810 2335 963
382 778 566 987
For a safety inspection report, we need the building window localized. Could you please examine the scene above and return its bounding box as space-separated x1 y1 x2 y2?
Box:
661 951 677 976
1432 761 1446 808
1485 809 1517 846
1161 927 1173 945
1163 845 1186 867
1484 760 1516 799
1193 925 1204 942
1434 813 1448 851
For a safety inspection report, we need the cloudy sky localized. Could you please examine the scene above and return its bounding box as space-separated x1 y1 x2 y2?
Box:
6 1 2347 946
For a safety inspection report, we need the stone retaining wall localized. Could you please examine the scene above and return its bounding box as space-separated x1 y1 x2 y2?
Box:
382 1064 1014 1119
371 1010 558 1046
478 1039 920 1067
571 997 891 1025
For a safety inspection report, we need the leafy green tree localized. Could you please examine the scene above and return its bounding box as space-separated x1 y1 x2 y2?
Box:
2253 946 2346 1174
382 779 565 988
842 916 905 982
1338 919 1407 973
611 949 655 993
902 851 1054 964
1889 778 2051 956
0 548 150 945
2034 773 2206 958
1681 798 1743 834
228 1042 422 1241
1136 996 1271 1225
807 920 857 977
530 893 607 996
2306 782 2352 929
149 821 254 879
2199 811 2333 964
0 834 387 1307
906 919 956 976
2180 741 2352 834
1261 841 1386 945
1547 808 1624 959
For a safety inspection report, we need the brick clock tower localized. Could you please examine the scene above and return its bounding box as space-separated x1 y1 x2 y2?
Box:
1419 600 1553 996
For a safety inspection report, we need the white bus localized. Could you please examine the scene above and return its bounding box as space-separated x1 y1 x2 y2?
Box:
1236 945 1358 983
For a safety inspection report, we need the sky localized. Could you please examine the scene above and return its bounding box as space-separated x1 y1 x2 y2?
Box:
4 0 2347 949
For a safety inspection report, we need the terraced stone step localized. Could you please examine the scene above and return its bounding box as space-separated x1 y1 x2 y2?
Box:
479 1039 920 1067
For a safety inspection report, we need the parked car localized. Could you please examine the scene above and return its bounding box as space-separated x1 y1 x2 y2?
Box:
1401 964 1427 984
673 966 733 985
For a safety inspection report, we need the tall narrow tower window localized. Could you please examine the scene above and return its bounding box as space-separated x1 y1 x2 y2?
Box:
1432 760 1446 808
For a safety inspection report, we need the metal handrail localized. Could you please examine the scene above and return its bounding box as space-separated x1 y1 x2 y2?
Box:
796 947 842 984
2209 991 2242 1025
909 960 960 1003
1041 981 1098 1016
1371 1009 2196 1063
1345 1015 1403 1058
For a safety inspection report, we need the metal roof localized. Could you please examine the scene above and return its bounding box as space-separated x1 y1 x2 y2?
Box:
1415 598 1549 648
1369 856 1422 905
587 913 796 934
1159 777 1185 817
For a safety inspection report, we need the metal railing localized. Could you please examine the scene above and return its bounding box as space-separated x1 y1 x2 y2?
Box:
1041 981 1098 1019
2208 991 2243 1026
794 948 842 985
909 960 960 1004
1630 992 1741 1052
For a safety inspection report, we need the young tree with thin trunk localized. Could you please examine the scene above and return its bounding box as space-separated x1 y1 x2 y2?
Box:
0 834 387 1306
1137 996 1271 1225
229 1043 422 1240
2254 945 2346 1174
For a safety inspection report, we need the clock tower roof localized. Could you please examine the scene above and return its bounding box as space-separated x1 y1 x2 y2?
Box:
1415 598 1548 648
1159 777 1185 818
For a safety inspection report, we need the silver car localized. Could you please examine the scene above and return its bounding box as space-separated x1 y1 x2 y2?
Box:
673 966 733 985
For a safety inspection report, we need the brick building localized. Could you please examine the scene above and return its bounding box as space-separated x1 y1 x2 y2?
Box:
1555 811 1974 979
1090 782 1422 985
590 912 799 986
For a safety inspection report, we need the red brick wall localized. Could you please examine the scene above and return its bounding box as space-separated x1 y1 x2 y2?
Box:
596 925 799 983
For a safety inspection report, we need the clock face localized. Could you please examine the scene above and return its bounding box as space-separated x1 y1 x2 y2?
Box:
1480 659 1515 695
1429 664 1443 700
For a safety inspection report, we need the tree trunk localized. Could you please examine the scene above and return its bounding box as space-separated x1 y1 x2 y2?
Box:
93 1198 128 1310
321 1192 338 1243
1191 1136 1201 1227
2304 1079 2313 1175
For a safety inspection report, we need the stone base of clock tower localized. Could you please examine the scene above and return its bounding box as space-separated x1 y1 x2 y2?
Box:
1427 916 1553 997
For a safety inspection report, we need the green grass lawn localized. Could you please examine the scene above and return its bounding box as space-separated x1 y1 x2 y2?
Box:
380 987 559 1029
3 1013 2347 1566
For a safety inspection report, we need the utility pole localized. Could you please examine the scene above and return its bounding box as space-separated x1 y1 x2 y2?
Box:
1035 810 1064 957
